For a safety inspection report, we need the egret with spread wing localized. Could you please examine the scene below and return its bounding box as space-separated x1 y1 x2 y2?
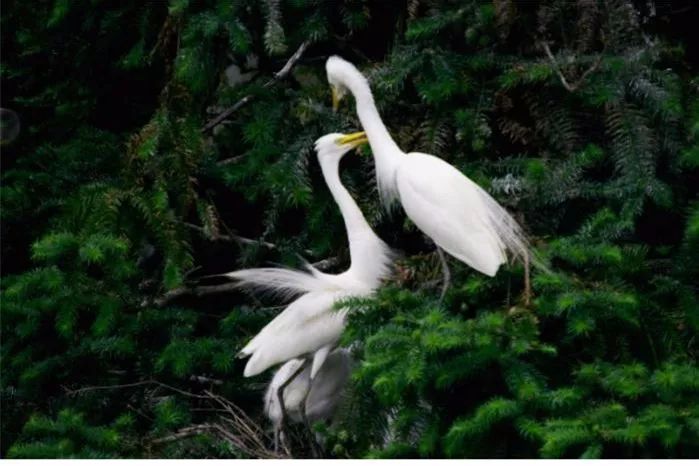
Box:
222 132 393 421
326 56 539 300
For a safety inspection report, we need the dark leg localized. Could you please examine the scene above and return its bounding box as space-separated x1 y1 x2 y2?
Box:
276 360 307 453
273 425 279 453
437 247 451 302
522 251 531 307
300 389 322 458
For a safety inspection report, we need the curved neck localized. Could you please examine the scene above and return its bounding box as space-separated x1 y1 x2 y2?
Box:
342 71 401 155
340 68 404 206
319 155 374 263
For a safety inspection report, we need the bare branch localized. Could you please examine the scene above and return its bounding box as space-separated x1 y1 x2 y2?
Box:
540 42 603 92
183 221 339 269
66 378 285 457
64 379 209 399
183 222 277 249
151 282 242 307
202 41 310 133
151 424 219 444
203 390 284 458
311 257 336 270
216 155 244 166
190 375 224 385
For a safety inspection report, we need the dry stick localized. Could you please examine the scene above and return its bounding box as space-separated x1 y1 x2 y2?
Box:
217 155 243 166
201 41 310 134
204 390 284 458
186 201 339 269
190 375 223 385
540 42 603 92
523 251 531 307
152 282 242 307
158 386 281 457
66 378 282 457
182 222 277 249
64 379 209 399
152 424 217 444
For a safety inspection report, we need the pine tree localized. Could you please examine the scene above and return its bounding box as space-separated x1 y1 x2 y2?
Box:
2 0 697 459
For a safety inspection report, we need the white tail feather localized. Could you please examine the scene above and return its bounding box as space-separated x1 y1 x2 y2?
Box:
474 185 550 273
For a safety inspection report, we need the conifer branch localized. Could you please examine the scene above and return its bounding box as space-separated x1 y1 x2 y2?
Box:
201 41 310 133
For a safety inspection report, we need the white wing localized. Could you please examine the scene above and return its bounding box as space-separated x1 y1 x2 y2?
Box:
223 266 340 300
396 153 512 277
240 291 347 377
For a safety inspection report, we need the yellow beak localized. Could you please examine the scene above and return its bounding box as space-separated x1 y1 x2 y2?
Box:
336 131 368 149
332 87 341 112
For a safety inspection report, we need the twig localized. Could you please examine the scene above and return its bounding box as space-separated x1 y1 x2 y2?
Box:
66 378 284 457
64 379 209 399
203 390 285 458
216 155 243 166
201 41 310 133
183 222 277 249
152 424 218 444
310 256 341 271
540 42 603 92
152 282 242 307
64 380 154 395
190 375 224 385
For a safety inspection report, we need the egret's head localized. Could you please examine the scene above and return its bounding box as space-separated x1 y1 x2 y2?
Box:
314 132 368 160
326 56 354 111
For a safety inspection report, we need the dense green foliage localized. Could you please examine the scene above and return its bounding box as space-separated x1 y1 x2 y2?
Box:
2 0 697 459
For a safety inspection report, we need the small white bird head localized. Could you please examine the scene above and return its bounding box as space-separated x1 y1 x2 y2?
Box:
326 55 357 111
314 132 368 160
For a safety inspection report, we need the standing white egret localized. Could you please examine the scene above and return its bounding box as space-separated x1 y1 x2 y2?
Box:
265 348 352 450
223 131 392 392
326 56 537 300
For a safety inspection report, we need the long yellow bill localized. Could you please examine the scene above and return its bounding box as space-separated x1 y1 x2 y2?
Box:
336 131 368 148
332 87 341 112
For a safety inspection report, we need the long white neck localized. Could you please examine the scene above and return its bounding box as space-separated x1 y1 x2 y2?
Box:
340 69 404 206
319 155 392 287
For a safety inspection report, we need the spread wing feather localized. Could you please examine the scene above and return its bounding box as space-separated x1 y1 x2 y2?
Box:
223 266 339 300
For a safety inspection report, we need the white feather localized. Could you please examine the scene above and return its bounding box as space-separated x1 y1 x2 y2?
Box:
326 56 545 276
228 133 394 378
224 266 338 300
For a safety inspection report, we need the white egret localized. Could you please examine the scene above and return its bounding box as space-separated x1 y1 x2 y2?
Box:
222 131 392 391
326 56 537 300
265 349 352 450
